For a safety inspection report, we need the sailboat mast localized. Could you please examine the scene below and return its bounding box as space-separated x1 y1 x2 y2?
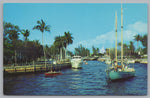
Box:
109 48 110 57
121 4 124 68
115 11 118 63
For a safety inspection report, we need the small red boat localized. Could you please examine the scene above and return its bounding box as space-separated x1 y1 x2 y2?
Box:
45 71 62 77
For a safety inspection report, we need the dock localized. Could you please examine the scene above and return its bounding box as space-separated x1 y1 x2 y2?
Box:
4 62 71 76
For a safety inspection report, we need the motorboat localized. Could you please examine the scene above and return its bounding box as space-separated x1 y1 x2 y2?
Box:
71 56 83 69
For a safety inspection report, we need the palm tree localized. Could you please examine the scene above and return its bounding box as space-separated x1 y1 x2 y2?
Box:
129 41 135 57
33 19 50 67
21 29 30 46
134 34 141 50
54 36 65 61
21 29 30 64
6 24 20 66
64 32 73 59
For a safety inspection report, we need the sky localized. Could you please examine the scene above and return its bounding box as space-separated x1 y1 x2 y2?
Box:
3 3 147 53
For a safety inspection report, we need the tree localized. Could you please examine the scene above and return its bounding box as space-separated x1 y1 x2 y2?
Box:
92 46 99 55
21 29 30 41
74 44 90 57
21 29 30 64
3 22 20 65
54 36 65 61
67 51 74 57
33 19 50 67
109 48 115 60
49 44 59 59
64 32 73 59
134 34 141 50
129 41 135 57
140 34 147 54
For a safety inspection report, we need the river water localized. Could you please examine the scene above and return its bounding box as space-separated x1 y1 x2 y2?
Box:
4 61 147 95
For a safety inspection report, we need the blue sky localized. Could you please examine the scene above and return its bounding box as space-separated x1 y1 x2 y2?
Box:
3 3 147 52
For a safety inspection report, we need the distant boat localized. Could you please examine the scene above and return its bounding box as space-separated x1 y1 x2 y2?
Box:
140 59 147 64
105 5 135 80
71 56 83 69
127 59 135 64
84 60 88 65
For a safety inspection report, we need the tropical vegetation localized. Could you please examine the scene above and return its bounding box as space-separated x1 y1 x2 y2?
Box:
3 20 147 66
33 19 50 67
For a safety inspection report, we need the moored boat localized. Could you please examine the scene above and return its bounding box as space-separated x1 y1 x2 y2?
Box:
71 56 83 69
45 71 62 77
105 4 135 80
45 60 62 77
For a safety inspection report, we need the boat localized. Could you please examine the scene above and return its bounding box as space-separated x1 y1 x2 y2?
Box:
71 56 83 69
140 59 147 64
105 4 135 80
84 60 88 65
45 60 62 77
45 71 62 77
105 59 111 65
127 59 135 64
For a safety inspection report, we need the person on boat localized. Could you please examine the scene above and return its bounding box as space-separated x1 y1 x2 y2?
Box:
114 61 122 71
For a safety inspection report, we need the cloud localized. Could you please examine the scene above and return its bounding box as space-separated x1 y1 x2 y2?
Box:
68 21 147 52
127 21 147 33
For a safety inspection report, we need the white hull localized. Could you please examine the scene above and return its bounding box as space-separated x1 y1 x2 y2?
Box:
71 56 83 69
127 60 135 64
71 59 82 69
105 59 111 65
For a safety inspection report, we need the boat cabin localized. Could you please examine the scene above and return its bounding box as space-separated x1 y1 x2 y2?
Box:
72 56 82 59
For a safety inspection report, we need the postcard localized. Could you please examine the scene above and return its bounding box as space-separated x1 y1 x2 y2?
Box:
3 3 147 95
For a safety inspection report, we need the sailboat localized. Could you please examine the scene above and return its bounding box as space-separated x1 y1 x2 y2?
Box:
105 4 135 80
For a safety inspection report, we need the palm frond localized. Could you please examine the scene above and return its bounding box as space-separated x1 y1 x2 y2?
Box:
37 20 42 25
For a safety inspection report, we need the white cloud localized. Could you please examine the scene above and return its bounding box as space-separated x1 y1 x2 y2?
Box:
68 21 147 52
127 21 147 33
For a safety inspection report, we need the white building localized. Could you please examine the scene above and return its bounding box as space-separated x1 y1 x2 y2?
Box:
100 47 106 54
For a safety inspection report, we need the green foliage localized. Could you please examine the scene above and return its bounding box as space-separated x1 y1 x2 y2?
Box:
53 32 73 59
140 34 147 54
133 34 147 54
21 29 30 41
109 48 115 60
33 19 51 66
134 34 142 50
54 35 65 49
92 46 99 55
3 22 43 65
64 31 73 48
128 41 135 55
74 44 90 57
67 51 74 57
33 19 50 33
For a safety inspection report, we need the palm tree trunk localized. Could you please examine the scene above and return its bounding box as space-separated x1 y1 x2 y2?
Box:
25 39 27 65
60 48 62 61
15 50 17 66
59 48 61 61
42 33 47 69
137 41 138 50
65 43 68 59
